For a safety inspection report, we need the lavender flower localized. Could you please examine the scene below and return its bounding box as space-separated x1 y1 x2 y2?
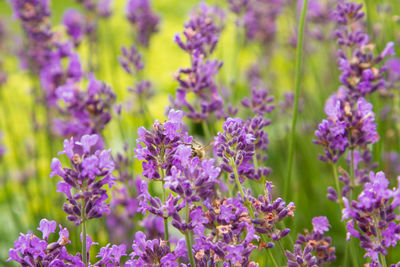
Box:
252 182 295 245
314 91 378 163
134 109 192 180
63 9 85 46
54 73 116 139
192 197 259 266
170 3 226 122
126 231 187 266
174 2 224 57
164 144 220 202
126 0 160 47
293 216 336 265
50 134 116 225
215 117 269 181
171 49 224 122
228 0 286 46
342 171 400 265
7 219 85 266
333 1 395 98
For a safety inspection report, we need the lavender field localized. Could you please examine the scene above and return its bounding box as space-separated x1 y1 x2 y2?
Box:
1 0 400 266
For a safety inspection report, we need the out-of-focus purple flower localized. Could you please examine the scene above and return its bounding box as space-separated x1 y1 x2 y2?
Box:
228 0 286 46
50 134 116 225
0 131 5 158
7 220 85 266
285 244 318 267
126 0 160 47
119 45 144 74
333 1 395 98
63 9 85 46
387 58 400 86
174 2 224 57
54 73 115 139
171 49 224 122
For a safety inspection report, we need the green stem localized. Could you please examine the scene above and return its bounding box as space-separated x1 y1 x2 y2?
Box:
201 120 211 142
349 148 355 200
331 163 344 211
160 168 170 248
185 202 196 267
284 0 309 199
81 199 88 266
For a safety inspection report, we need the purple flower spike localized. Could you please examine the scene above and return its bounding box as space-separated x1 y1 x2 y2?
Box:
50 134 116 225
63 9 85 45
126 0 160 47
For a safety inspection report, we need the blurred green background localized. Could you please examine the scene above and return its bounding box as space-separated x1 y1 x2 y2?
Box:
0 0 400 266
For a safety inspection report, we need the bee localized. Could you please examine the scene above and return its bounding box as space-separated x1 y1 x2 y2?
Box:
188 140 213 160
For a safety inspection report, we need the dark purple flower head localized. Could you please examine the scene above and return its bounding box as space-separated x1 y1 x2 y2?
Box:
242 87 275 117
50 134 116 225
126 0 160 47
174 2 224 57
63 9 85 46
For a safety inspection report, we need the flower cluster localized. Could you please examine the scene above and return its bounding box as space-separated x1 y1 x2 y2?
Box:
228 0 286 46
50 134 115 225
63 9 86 46
314 91 378 163
7 219 84 266
288 216 336 266
342 171 400 265
193 198 259 266
333 1 395 99
252 182 295 246
170 3 226 122
126 0 160 47
126 231 187 266
134 109 192 180
54 73 116 138
215 117 270 182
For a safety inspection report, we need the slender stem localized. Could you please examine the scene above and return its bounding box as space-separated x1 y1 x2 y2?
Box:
231 158 254 218
349 149 355 200
201 120 211 142
160 168 170 248
331 163 344 211
284 0 309 198
81 199 88 266
185 202 196 267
